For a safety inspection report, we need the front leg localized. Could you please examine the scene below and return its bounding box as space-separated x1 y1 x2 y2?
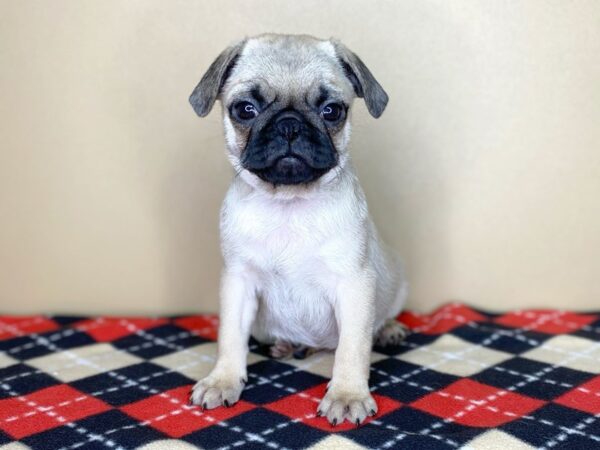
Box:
319 270 377 426
190 270 257 409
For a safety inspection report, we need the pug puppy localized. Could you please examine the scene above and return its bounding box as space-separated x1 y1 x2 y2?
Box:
188 34 408 426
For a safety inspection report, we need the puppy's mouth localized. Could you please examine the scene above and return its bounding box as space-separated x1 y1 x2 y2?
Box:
240 109 339 186
250 154 332 186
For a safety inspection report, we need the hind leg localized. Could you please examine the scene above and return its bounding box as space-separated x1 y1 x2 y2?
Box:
269 340 320 360
269 340 295 359
375 320 410 347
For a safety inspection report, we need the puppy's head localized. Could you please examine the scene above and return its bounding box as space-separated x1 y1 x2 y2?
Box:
189 34 388 190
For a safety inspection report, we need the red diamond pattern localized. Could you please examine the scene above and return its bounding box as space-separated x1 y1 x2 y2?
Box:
398 303 487 335
173 315 219 341
74 317 168 342
0 316 59 340
555 375 600 415
0 385 110 439
120 386 256 437
265 383 403 432
494 311 598 334
411 379 545 427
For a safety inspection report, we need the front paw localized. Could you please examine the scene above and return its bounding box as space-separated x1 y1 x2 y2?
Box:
190 370 246 409
317 385 377 426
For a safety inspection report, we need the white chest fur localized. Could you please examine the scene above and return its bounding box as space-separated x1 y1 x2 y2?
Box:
219 173 406 349
221 182 351 348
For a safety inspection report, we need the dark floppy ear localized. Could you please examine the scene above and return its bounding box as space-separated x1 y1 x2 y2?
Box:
189 40 246 117
332 40 389 118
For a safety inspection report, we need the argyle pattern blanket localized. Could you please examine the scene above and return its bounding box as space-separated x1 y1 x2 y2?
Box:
1 305 600 450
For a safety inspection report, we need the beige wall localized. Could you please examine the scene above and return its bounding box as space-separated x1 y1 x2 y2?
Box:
1 0 599 314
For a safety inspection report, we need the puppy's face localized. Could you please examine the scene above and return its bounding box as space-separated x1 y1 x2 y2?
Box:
190 34 388 190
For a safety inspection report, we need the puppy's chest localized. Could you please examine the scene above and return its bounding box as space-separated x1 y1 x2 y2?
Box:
246 226 323 269
248 233 339 348
230 201 338 273
227 203 342 347
224 195 367 326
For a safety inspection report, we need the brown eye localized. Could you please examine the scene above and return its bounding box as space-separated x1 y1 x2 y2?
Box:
321 103 342 122
232 101 259 121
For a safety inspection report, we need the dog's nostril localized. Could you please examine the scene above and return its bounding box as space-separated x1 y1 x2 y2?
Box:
276 118 301 140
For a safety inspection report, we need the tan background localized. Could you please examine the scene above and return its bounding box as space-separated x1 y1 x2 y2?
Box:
1 0 599 315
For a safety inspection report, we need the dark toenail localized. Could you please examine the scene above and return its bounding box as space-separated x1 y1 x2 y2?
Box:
369 409 376 416
202 402 207 410
316 410 322 417
332 418 337 426
356 419 360 427
223 400 230 407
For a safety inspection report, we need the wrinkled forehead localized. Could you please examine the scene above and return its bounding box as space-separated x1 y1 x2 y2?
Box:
222 37 354 106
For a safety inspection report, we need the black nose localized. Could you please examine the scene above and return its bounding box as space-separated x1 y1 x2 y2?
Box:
275 116 302 141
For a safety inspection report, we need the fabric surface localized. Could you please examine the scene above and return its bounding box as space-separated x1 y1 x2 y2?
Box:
1 305 599 449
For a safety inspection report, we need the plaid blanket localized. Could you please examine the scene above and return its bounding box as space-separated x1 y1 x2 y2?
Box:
1 304 599 449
